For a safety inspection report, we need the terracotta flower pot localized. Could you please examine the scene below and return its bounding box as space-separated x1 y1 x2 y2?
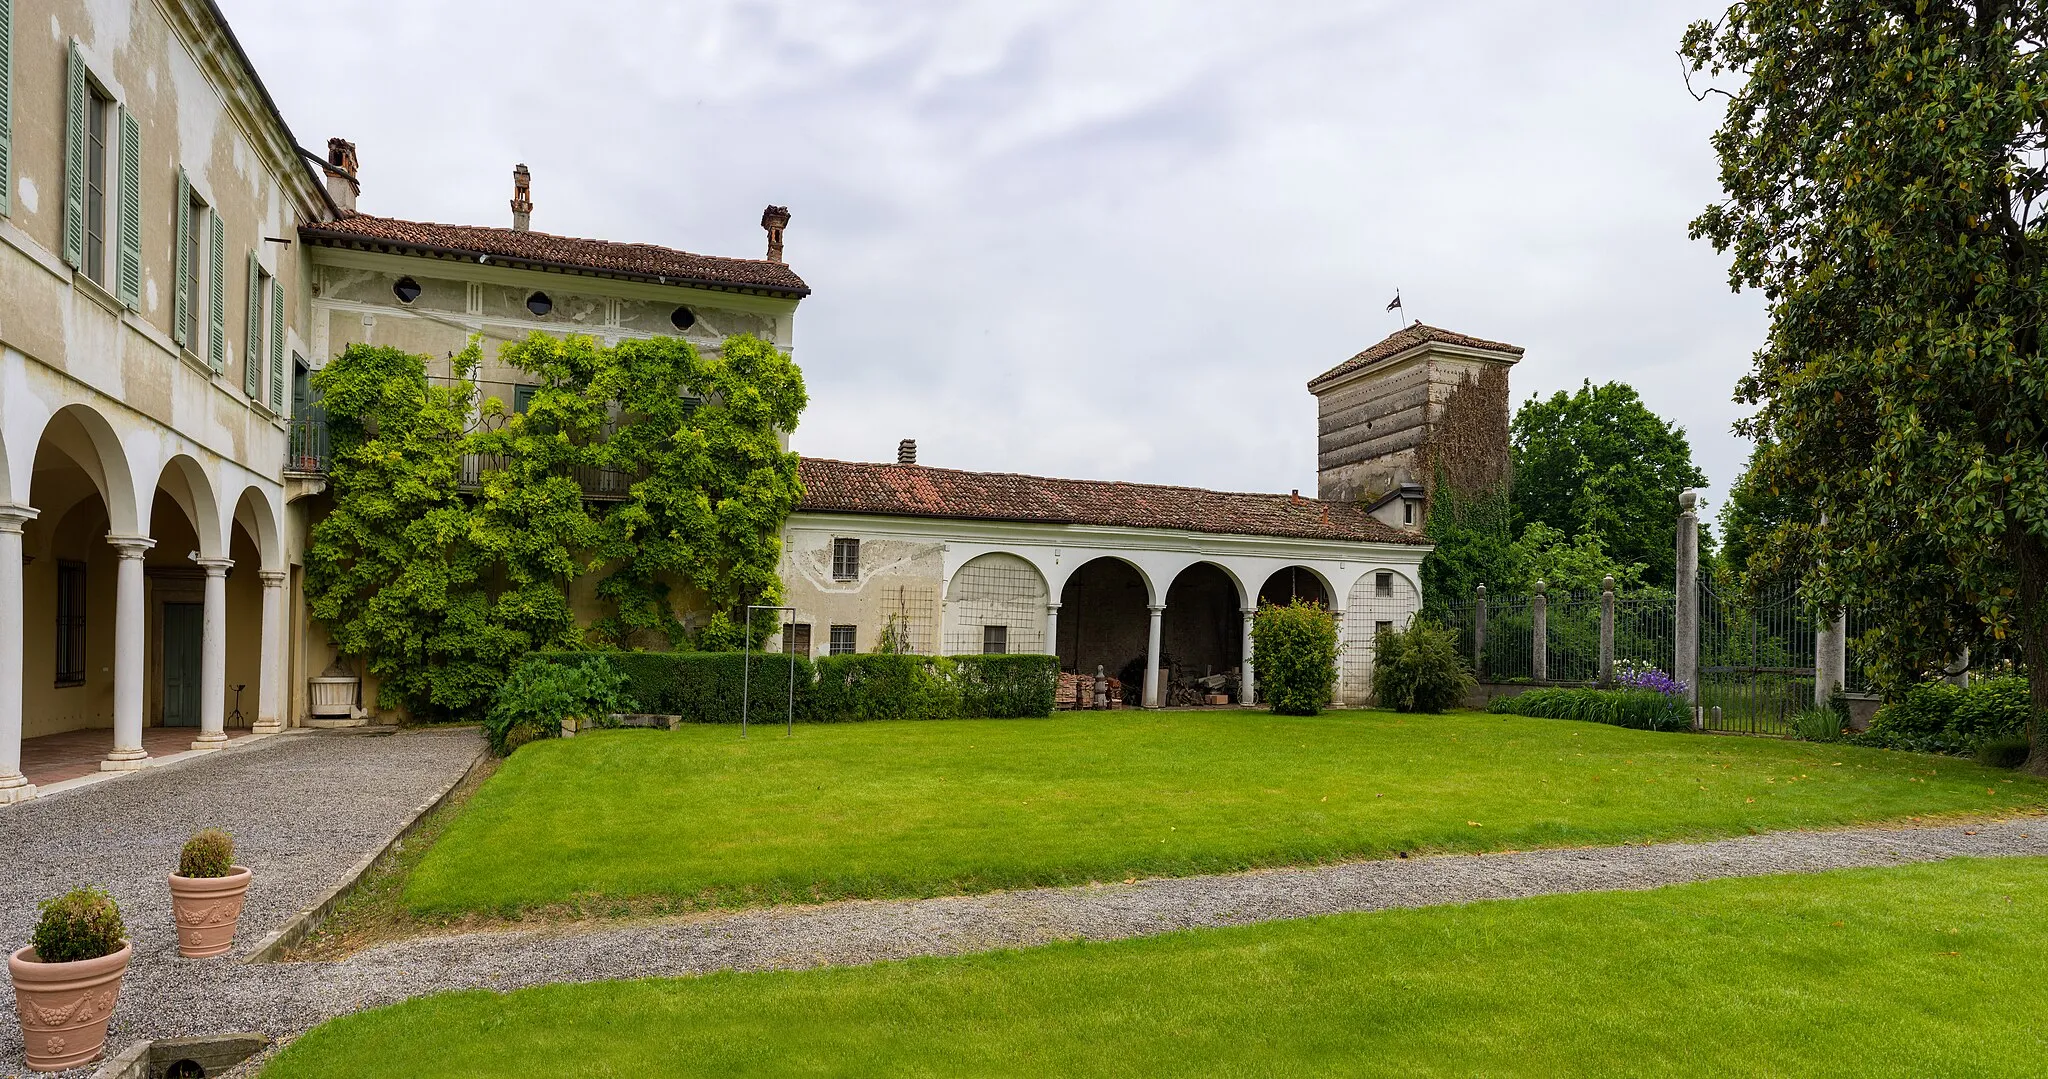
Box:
8 941 132 1072
167 865 252 959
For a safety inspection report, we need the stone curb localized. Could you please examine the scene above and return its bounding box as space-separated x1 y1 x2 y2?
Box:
90 1033 268 1079
241 746 491 964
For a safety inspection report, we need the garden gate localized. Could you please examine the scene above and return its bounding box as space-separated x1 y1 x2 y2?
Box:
1696 579 1815 736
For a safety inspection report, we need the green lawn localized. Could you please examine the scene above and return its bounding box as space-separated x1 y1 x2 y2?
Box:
403 710 2047 915
268 856 2048 1077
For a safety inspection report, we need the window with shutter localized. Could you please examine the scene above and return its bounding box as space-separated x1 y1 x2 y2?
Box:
208 215 225 371
62 41 85 269
116 108 140 308
513 384 536 413
244 252 262 398
171 170 190 339
0 0 13 217
270 278 285 411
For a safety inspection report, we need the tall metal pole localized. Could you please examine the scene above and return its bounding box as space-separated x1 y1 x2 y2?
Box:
744 604 799 738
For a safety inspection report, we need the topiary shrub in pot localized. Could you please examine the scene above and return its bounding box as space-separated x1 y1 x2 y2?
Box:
167 828 253 959
9 887 132 1071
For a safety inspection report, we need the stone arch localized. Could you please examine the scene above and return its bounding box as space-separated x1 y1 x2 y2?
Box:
1055 556 1154 692
1257 564 1333 609
230 485 284 571
151 455 224 559
1340 567 1424 704
30 403 141 535
943 552 1050 655
1161 561 1249 701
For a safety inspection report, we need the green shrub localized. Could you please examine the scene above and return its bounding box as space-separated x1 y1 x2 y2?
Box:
1490 687 1692 732
1857 678 2033 756
1251 600 1339 716
485 655 630 756
1371 620 1475 714
1976 734 2032 770
178 828 235 878
953 654 1059 718
30 888 125 964
1793 708 1844 743
814 654 960 722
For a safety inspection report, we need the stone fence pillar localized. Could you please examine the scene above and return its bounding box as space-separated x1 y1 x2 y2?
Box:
1473 584 1489 682
1815 608 1847 707
1598 575 1616 685
1531 580 1548 683
1675 491 1701 707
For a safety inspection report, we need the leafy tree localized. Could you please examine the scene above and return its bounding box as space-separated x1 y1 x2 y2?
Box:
1511 381 1709 587
1421 482 1521 616
1685 2 2048 773
1717 438 1803 586
1516 521 1648 595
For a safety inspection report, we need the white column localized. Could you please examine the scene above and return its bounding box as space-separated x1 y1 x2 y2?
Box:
255 570 287 734
1044 602 1060 661
1143 603 1165 708
103 535 155 771
1240 607 1257 706
191 556 233 751
0 506 40 803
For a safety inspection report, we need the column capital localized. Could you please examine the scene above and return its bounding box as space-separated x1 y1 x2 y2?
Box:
259 569 289 586
190 554 235 576
1147 603 1166 614
1045 601 1061 611
0 504 39 531
1241 607 1258 617
106 534 156 558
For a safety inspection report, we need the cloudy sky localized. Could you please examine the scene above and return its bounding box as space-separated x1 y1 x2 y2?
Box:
220 0 1763 518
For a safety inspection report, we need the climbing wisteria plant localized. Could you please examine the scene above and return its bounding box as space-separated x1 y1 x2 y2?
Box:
305 332 806 720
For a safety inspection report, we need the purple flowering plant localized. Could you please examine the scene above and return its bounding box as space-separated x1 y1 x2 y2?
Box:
1613 659 1689 697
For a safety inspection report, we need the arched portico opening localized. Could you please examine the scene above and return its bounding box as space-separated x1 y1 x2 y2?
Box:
945 552 1050 655
1056 557 1152 702
1258 565 1330 609
1161 562 1246 704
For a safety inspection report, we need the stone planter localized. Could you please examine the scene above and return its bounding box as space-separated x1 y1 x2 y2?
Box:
308 674 362 723
167 866 252 959
8 941 132 1072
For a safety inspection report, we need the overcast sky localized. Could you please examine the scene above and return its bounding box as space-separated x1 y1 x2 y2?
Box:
220 0 1763 519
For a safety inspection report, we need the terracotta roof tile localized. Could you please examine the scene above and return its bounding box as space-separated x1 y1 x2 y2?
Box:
1308 322 1522 390
299 213 809 296
797 458 1428 545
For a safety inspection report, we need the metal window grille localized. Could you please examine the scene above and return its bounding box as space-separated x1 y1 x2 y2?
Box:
943 556 1047 655
1375 571 1393 598
829 625 856 655
982 625 1008 654
55 562 85 686
832 538 860 580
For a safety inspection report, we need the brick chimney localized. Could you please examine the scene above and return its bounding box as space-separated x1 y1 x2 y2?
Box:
761 205 790 263
511 164 533 231
323 138 359 214
897 439 917 465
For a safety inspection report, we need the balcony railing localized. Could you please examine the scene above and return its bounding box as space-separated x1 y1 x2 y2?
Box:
286 412 637 502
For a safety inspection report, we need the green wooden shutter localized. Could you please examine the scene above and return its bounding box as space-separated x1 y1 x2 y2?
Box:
0 0 14 217
207 213 225 371
244 252 261 397
62 41 85 268
171 168 190 343
269 277 285 411
116 109 141 309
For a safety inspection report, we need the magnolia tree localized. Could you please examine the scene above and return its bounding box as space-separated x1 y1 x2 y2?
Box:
1686 2 2048 773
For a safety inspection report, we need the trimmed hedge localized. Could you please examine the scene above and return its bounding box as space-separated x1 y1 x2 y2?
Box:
1489 687 1693 732
953 654 1059 718
531 651 815 727
529 650 1060 724
813 654 960 722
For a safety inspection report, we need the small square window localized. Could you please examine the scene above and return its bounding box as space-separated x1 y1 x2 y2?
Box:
982 625 1008 655
829 625 857 655
782 623 812 657
1375 572 1394 598
831 538 860 581
513 384 537 414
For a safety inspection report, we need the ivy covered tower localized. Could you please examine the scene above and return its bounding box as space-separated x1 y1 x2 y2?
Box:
1306 323 1522 531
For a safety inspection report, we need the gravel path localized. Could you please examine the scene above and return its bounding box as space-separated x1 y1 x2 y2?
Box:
3 745 2045 1075
0 727 482 1077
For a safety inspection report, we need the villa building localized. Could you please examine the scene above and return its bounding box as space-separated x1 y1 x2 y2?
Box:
0 0 1516 801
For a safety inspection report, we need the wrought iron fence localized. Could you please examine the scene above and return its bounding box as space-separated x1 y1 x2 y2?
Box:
1545 591 1602 684
286 412 329 474
1697 579 1815 735
1613 588 1676 676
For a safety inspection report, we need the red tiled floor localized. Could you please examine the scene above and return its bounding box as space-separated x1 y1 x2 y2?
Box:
19 726 256 788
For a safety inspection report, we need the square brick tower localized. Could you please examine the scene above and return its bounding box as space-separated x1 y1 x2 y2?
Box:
1306 323 1522 531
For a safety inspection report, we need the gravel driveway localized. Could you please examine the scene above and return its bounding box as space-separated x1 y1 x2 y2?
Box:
0 727 482 1077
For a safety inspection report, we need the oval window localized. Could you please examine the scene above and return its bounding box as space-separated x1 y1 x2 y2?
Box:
392 277 422 304
670 306 696 331
526 292 553 316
